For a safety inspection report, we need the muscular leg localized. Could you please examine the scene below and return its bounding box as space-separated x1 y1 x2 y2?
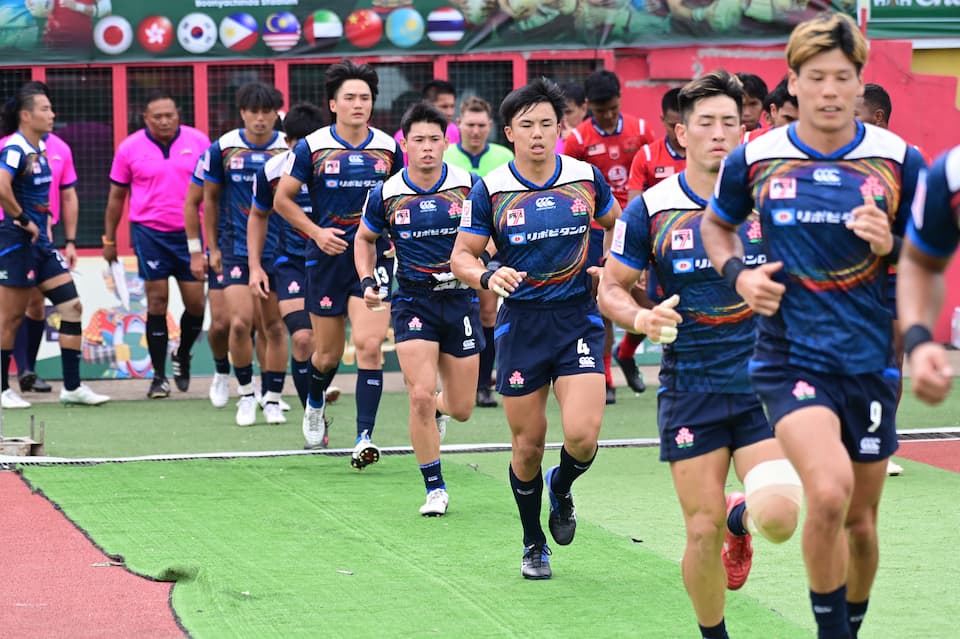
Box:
845 460 888 638
348 296 391 439
0 286 31 392
144 279 171 379
503 386 550 546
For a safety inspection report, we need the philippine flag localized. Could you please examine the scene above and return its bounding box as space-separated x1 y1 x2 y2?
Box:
219 14 258 52
94 16 133 55
178 13 217 54
263 12 300 52
303 10 342 49
427 7 465 46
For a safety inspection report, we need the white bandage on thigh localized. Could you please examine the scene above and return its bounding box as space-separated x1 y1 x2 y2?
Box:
744 459 803 541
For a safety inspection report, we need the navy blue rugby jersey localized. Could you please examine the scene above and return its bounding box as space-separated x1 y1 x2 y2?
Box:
906 145 960 260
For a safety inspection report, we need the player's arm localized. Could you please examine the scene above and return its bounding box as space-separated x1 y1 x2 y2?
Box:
101 183 129 263
627 146 650 203
183 180 205 280
355 186 388 310
0 163 38 243
60 185 79 268
247 205 271 300
202 180 223 274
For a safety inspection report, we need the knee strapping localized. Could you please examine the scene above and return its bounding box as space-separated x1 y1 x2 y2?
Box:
46 281 79 307
59 320 81 336
283 309 311 335
744 459 803 542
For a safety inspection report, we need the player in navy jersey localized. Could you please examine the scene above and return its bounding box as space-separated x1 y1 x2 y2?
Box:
274 60 402 463
898 145 960 405
203 82 289 427
357 102 480 516
700 15 926 639
451 78 621 580
599 70 801 639
0 83 109 406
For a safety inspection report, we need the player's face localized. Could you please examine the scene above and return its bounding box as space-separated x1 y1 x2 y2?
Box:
143 98 180 142
562 98 586 130
402 121 447 172
662 108 681 148
587 95 621 132
23 94 54 136
789 48 863 135
504 101 560 164
330 79 373 128
853 95 883 127
770 102 798 127
741 95 763 131
458 110 492 152
676 95 741 174
432 92 456 121
240 108 278 137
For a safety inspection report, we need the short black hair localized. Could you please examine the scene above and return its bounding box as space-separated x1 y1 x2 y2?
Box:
236 82 283 112
862 83 892 124
559 81 585 107
583 69 621 103
422 80 456 102
2 82 49 135
677 69 744 123
763 76 797 112
283 102 326 140
401 101 448 137
735 72 768 102
325 59 379 104
661 87 681 115
500 77 565 127
144 89 176 112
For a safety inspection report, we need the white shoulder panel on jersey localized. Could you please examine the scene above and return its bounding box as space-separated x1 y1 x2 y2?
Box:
946 146 960 192
267 132 289 151
482 161 524 196
368 127 400 152
743 126 806 165
556 154 600 185
6 131 46 154
642 173 699 218
380 170 414 200
305 126 341 153
844 123 907 163
441 163 475 191
217 129 245 149
263 150 290 181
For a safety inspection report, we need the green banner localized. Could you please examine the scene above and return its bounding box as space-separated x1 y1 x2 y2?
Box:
867 0 960 38
0 0 854 65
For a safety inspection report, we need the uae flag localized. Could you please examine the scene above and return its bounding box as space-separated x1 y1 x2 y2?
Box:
303 10 342 49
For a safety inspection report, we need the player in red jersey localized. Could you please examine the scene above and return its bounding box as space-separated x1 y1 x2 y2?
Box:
43 0 110 49
564 70 655 403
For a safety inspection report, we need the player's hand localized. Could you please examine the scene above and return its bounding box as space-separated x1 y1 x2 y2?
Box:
208 248 223 275
735 261 785 316
102 243 117 264
383 241 396 259
634 294 682 343
63 243 77 269
847 194 893 256
362 281 387 311
909 342 953 405
311 227 348 256
190 252 207 281
17 219 40 244
249 266 270 300
487 266 527 298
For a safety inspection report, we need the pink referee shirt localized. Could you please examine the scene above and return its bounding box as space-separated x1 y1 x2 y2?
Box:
0 132 77 224
109 125 210 233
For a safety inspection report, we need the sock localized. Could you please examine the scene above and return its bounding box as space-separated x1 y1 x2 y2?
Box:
617 332 643 360
25 316 44 371
12 320 29 373
1 350 10 391
603 351 613 387
699 619 729 639
146 314 168 378
214 357 230 375
848 599 868 638
265 370 285 397
307 361 337 409
355 368 383 439
61 347 81 391
235 364 254 393
727 498 749 536
509 464 546 547
419 459 445 492
478 326 495 389
291 357 310 408
260 371 268 396
177 311 203 358
810 586 851 639
550 445 596 496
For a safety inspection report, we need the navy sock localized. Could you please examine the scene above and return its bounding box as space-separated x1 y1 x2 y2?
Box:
235 364 254 391
260 371 268 395
550 445 596 496
509 464 546 547
214 357 230 374
265 370 285 395
848 599 868 638
419 459 445 492
177 311 203 358
699 619 729 639
1 350 11 391
355 368 382 439
146 314 168 378
61 347 81 391
478 326 495 388
291 357 310 408
12 319 29 373
307 361 336 409
811 586 851 639
727 498 748 536
25 316 44 371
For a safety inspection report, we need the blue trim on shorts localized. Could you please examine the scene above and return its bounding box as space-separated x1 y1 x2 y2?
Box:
494 322 511 339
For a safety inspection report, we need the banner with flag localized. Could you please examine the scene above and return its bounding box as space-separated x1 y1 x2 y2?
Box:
0 0 857 64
